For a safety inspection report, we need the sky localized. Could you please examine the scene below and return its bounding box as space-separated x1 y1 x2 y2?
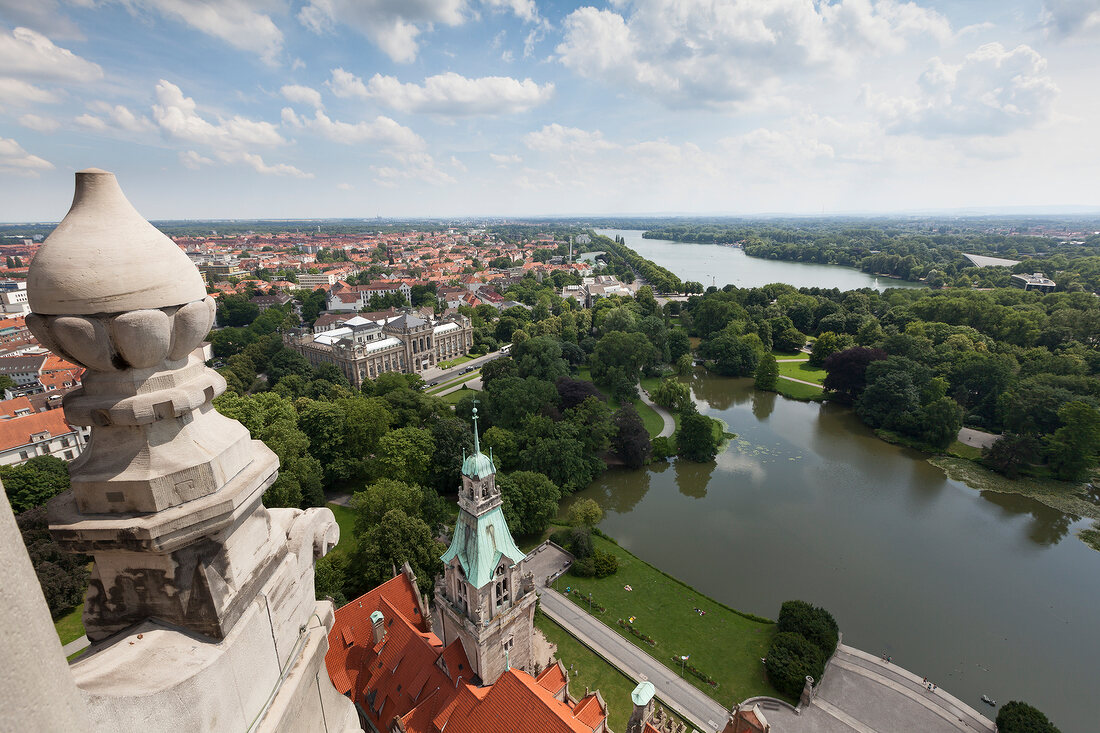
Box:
1 0 1099 221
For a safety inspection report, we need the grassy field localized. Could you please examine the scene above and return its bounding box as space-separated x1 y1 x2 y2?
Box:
552 536 782 707
327 502 357 558
776 360 826 385
437 355 474 370
536 613 641 733
946 440 983 460
54 603 85 645
774 379 823 400
438 386 479 404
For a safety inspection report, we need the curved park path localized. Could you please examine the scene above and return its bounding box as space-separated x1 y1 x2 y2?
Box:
637 387 676 438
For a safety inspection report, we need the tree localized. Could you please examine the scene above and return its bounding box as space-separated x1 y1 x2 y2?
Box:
612 404 652 469
982 434 1040 479
427 416 473 492
16 506 89 618
652 377 691 412
555 376 606 411
668 328 691 361
348 508 444 597
351 478 426 531
916 396 963 449
677 410 719 462
520 434 601 494
0 374 14 392
479 356 518 388
776 600 839 658
266 349 313 385
996 701 1061 733
822 347 887 404
314 553 348 607
755 353 779 391
773 326 806 353
1045 401 1100 480
569 498 603 528
375 427 435 486
590 330 656 386
216 294 260 327
702 329 761 377
764 631 825 700
558 395 612 454
499 471 561 536
809 331 851 367
512 335 569 382
1 455 70 514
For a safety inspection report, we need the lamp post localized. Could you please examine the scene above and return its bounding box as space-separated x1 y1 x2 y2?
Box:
680 654 689 677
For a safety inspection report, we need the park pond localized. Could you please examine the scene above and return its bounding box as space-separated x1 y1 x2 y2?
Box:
595 228 925 292
562 372 1099 733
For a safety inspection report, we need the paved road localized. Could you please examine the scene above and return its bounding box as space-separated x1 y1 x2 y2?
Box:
423 349 506 387
956 427 999 450
779 375 822 388
538 588 728 733
766 646 994 733
637 387 676 438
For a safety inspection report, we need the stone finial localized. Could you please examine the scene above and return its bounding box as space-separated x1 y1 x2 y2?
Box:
30 170 281 641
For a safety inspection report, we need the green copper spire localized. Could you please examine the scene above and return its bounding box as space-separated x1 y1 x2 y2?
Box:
461 398 496 479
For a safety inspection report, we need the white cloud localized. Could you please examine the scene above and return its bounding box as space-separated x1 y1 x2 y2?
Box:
119 0 285 65
556 0 952 108
0 26 102 82
298 0 465 63
153 80 285 148
76 101 156 134
0 77 59 105
18 114 60 132
1042 0 1100 39
280 84 324 109
179 149 214 169
449 155 468 172
0 137 54 176
524 124 618 154
490 153 522 165
326 68 369 98
371 152 457 186
364 71 554 115
216 150 313 178
336 182 352 190
281 108 426 150
0 0 86 39
871 43 1060 138
482 0 540 24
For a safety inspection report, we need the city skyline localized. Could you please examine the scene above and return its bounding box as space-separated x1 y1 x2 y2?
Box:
1 0 1099 220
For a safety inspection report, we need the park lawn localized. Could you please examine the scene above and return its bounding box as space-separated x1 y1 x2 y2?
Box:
552 536 782 708
535 613 642 733
438 386 479 404
770 349 804 359
55 603 85 645
776 360 826 385
946 440 982 460
437 355 474 370
774 379 823 401
327 502 357 559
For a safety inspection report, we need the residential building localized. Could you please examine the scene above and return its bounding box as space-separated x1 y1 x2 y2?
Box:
326 281 413 312
561 276 637 307
0 408 86 465
0 353 48 385
298 272 339 289
0 280 29 314
250 291 293 311
1010 272 1057 293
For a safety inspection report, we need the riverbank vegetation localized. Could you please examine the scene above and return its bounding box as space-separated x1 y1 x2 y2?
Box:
552 534 780 707
639 219 1100 292
681 283 1100 481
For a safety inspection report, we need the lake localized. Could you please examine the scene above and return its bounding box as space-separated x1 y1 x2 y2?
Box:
595 228 925 291
563 373 1098 733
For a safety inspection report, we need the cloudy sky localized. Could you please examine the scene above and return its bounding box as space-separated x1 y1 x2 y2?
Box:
1 0 1098 220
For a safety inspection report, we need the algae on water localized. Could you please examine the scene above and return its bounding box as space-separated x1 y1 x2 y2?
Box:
928 456 1100 522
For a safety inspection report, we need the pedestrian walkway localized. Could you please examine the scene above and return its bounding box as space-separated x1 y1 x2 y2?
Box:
62 635 89 657
637 386 676 438
538 588 728 732
779 375 821 388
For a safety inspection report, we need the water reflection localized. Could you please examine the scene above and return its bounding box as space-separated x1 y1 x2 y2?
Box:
688 372 753 411
751 390 777 421
673 458 716 499
980 491 1078 547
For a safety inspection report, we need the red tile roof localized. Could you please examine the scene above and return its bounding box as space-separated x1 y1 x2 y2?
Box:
0 408 77 453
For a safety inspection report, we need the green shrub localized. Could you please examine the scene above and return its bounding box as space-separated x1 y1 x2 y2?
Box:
996 701 1061 733
776 600 839 657
549 528 572 548
764 631 824 700
651 436 675 460
592 549 619 578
